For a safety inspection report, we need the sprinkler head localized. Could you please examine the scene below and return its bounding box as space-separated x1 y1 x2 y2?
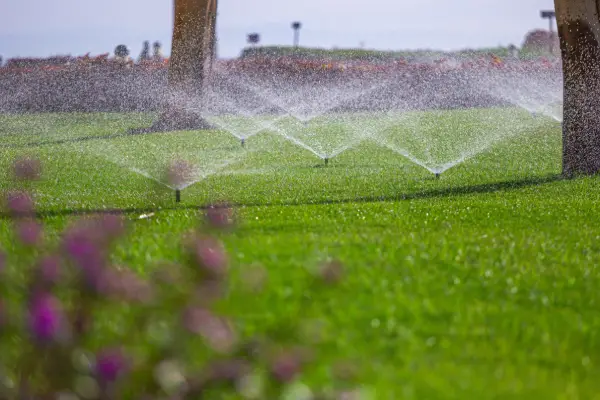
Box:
241 138 245 148
175 189 181 203
434 173 440 179
324 157 329 166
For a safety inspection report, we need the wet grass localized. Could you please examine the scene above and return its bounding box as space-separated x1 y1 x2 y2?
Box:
3 109 600 399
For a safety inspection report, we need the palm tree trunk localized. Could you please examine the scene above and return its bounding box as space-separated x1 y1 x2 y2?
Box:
556 0 600 175
143 0 218 132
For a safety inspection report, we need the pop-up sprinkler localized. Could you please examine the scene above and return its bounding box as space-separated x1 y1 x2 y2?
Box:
241 138 245 148
175 189 181 203
324 157 329 166
435 173 440 179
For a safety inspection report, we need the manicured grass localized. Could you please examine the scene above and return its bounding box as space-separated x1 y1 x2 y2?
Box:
3 109 600 399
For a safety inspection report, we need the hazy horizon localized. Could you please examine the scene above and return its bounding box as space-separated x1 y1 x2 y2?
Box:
1 0 556 60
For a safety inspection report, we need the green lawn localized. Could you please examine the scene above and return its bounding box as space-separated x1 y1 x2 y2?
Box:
3 108 600 399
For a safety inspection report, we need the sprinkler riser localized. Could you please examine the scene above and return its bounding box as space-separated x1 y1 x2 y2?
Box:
175 189 181 203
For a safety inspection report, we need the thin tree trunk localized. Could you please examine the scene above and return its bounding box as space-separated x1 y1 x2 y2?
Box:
139 0 218 132
555 0 600 176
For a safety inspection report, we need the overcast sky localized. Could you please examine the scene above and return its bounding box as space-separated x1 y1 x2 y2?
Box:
1 0 556 60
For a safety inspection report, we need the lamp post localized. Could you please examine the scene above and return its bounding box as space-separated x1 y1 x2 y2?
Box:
291 21 302 48
247 33 260 47
540 10 556 54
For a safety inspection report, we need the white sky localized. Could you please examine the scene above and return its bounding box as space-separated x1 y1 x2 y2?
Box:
0 0 556 59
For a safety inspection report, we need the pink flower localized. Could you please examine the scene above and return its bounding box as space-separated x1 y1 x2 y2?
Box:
102 268 154 304
28 293 64 342
183 308 237 353
96 214 126 240
16 219 43 246
270 352 303 383
189 236 228 278
0 250 5 274
6 191 34 215
95 347 128 382
61 221 109 291
0 300 6 329
37 255 61 285
206 359 250 383
205 203 236 230
13 156 41 181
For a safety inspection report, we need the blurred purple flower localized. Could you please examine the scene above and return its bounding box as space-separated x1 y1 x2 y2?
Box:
183 307 237 353
36 255 62 285
96 214 126 240
28 293 64 342
205 203 236 230
206 359 250 383
189 236 228 278
6 191 34 216
0 250 5 275
102 268 154 304
16 219 43 246
62 215 125 256
0 300 6 329
337 390 365 400
13 156 41 181
61 221 109 291
62 227 97 259
166 159 196 188
95 347 128 383
270 351 303 383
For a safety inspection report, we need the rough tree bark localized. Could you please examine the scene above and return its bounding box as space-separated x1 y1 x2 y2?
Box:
138 0 218 132
555 0 600 176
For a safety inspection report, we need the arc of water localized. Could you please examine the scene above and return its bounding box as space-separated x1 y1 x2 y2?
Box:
204 96 279 139
269 125 326 159
430 117 547 174
479 73 563 122
265 79 406 158
215 72 286 115
219 70 400 124
283 77 401 122
176 150 255 190
373 110 547 175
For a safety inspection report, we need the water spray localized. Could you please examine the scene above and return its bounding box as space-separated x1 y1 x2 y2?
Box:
175 189 181 203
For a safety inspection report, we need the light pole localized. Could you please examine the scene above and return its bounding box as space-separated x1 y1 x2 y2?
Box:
291 21 302 48
540 10 556 54
247 33 260 47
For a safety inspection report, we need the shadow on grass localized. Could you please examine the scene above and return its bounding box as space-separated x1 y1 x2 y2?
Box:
0 130 155 149
0 130 244 154
0 173 564 220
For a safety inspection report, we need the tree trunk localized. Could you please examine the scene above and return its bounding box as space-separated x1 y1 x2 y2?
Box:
138 0 218 133
555 0 600 176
